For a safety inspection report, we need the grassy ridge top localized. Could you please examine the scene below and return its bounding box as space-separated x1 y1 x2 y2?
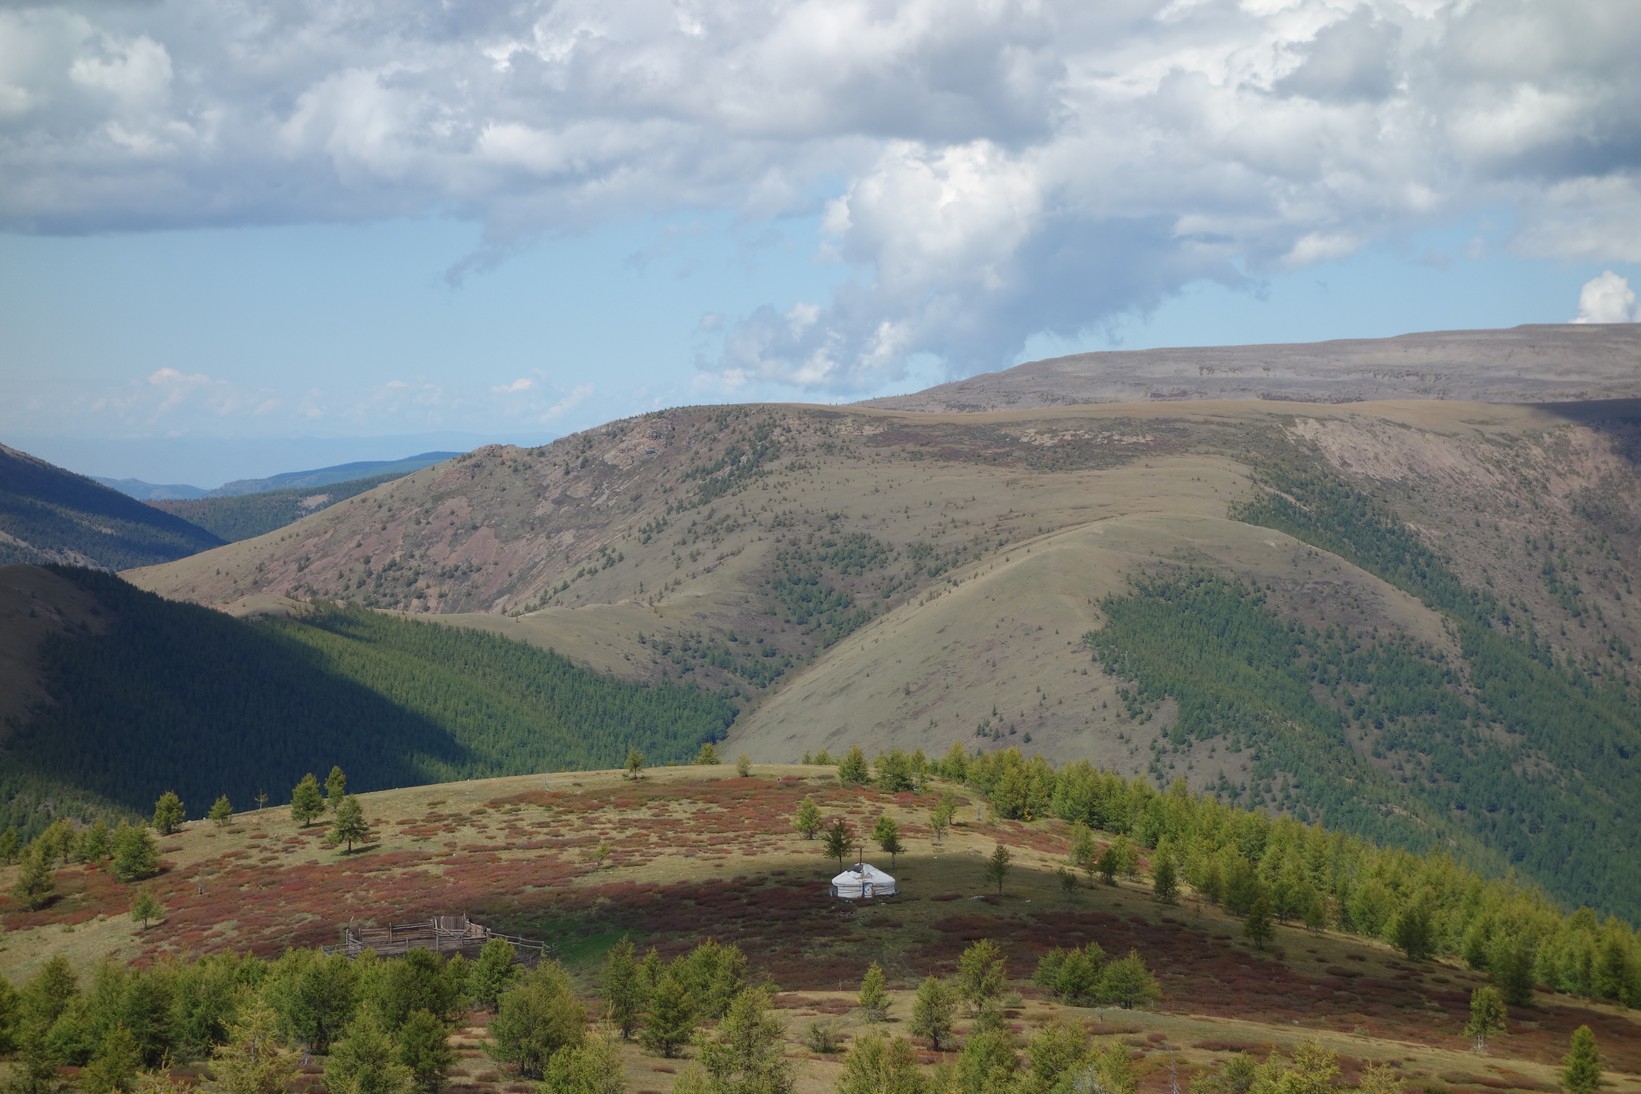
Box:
2 764 1637 1093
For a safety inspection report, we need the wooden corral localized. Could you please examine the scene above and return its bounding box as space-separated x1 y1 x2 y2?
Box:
338 915 551 963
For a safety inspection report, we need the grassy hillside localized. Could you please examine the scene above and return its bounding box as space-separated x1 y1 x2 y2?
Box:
0 566 733 841
0 444 223 569
151 470 409 542
118 399 1641 918
1 765 1637 1093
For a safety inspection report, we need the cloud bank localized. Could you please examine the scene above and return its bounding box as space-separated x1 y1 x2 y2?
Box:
1573 271 1639 324
5 0 1639 392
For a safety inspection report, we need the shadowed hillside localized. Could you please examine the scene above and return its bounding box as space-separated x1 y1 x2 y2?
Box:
0 443 223 569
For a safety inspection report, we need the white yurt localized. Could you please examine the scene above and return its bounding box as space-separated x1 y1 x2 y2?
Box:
831 861 897 900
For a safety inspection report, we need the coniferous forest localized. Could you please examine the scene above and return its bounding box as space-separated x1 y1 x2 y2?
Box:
0 567 736 839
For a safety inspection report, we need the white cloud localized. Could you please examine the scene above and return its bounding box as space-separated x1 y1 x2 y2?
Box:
1572 271 1639 324
2 0 1640 388
491 377 535 394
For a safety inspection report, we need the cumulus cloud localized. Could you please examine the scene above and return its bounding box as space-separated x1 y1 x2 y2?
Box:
491 377 535 394
3 0 1640 389
1572 271 1639 324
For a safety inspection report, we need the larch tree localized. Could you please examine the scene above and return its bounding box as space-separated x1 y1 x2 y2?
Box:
823 818 854 872
601 936 645 1040
1561 1025 1602 1094
209 795 233 828
329 795 372 853
1465 986 1507 1054
983 843 1012 895
909 977 955 1052
792 797 823 840
872 815 904 868
152 791 185 836
837 745 870 787
624 746 645 781
290 773 325 827
130 888 163 929
325 766 347 811
858 963 889 1023
11 844 54 910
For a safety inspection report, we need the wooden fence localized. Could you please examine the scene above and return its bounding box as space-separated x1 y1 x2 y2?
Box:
334 915 552 963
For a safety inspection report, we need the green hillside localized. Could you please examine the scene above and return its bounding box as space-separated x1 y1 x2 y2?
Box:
0 567 735 839
0 445 223 569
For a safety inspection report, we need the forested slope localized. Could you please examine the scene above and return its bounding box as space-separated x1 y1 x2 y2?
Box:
0 445 222 569
0 567 734 839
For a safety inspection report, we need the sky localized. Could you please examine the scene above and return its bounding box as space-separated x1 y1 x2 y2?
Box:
2 0 1639 487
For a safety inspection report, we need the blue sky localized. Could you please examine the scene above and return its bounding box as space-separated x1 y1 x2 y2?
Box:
3 0 1639 487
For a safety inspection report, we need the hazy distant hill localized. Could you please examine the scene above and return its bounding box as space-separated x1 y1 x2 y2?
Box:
862 324 1641 411
208 451 461 496
96 451 460 500
0 443 223 569
92 477 208 501
152 471 412 542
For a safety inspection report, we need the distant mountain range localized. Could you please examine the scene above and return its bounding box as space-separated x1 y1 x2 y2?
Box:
96 451 462 500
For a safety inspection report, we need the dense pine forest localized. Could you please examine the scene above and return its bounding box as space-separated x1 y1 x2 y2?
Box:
0 568 735 839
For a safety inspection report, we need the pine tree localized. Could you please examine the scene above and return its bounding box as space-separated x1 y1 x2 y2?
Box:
1561 1025 1602 1094
858 962 890 1023
639 971 695 1058
909 977 955 1052
792 797 823 840
872 815 904 868
152 791 185 836
329 795 373 852
209 795 233 828
1465 986 1507 1054
291 773 325 827
129 888 162 928
602 936 645 1040
325 766 347 810
983 843 1012 895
